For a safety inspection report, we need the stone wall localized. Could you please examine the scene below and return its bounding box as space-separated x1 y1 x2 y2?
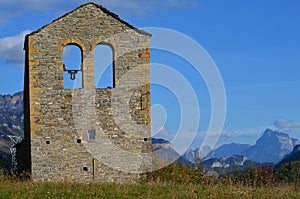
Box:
22 3 151 183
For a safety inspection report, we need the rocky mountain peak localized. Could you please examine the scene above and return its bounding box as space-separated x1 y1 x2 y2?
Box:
0 91 24 145
184 145 212 163
183 129 300 166
276 144 300 167
0 91 23 109
243 129 299 163
152 138 174 151
261 129 289 140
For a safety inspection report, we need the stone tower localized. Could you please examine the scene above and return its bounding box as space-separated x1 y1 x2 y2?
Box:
18 2 151 183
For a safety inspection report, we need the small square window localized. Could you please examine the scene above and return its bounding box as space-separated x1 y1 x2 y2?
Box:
88 129 96 140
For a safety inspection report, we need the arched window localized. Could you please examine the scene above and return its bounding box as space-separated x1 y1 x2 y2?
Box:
63 44 83 89
94 44 114 88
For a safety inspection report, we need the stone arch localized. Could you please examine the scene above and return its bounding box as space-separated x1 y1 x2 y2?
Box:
93 41 116 88
59 39 86 55
90 38 117 52
62 42 84 89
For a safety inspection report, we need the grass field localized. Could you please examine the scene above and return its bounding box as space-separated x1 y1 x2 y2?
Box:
0 180 299 199
0 162 299 198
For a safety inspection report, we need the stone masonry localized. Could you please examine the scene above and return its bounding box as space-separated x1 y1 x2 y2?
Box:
18 2 152 183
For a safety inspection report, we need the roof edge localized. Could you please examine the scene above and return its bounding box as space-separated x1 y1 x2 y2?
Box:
27 2 151 37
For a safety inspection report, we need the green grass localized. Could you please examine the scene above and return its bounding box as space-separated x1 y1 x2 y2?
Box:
0 162 299 198
0 181 299 199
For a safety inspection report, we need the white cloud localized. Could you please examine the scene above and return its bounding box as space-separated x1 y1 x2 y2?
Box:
274 119 300 130
0 30 31 64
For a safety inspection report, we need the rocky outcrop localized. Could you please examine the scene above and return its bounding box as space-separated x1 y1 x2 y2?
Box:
152 138 192 165
277 144 300 167
152 138 174 151
0 91 24 169
0 91 23 138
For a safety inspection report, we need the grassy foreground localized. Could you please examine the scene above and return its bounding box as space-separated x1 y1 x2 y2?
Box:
0 162 299 198
0 180 299 199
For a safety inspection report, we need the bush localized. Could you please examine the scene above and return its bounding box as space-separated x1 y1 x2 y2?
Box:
146 163 209 185
220 164 277 187
276 161 300 184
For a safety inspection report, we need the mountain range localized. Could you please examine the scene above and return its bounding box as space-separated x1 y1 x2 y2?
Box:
205 143 250 159
183 129 300 166
200 155 258 173
242 129 300 163
0 91 23 135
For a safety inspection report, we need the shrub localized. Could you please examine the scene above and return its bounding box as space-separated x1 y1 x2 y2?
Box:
223 164 276 187
276 161 300 184
146 163 207 185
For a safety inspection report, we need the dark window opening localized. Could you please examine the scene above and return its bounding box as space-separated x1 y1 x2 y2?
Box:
83 167 88 171
63 44 83 89
94 44 114 88
77 139 81 143
46 141 50 145
144 138 148 142
88 129 96 140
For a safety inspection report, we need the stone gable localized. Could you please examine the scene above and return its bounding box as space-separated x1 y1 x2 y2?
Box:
19 2 151 183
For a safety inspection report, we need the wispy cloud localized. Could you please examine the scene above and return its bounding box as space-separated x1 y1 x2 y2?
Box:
0 0 64 23
0 0 197 23
0 30 31 64
274 119 300 130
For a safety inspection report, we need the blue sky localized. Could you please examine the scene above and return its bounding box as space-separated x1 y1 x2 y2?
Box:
0 0 300 150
